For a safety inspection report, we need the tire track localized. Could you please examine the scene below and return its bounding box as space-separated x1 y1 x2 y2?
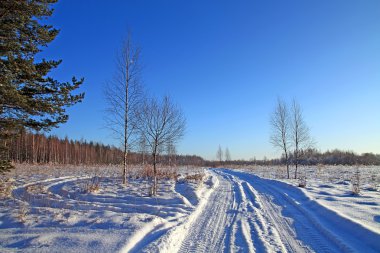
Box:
225 169 373 253
172 169 380 253
178 172 233 253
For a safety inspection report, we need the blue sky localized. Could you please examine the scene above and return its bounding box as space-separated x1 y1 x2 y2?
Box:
42 0 380 160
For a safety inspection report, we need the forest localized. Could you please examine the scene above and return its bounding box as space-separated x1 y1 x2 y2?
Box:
6 130 204 166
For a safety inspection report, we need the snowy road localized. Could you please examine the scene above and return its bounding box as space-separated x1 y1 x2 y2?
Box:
163 169 380 253
3 167 379 252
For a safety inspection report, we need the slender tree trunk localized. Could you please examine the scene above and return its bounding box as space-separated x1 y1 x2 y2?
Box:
285 151 290 179
122 54 130 185
153 153 157 195
294 148 298 179
123 143 128 184
283 137 290 179
152 144 158 196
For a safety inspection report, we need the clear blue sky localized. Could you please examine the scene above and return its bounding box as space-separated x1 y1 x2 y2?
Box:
42 0 380 160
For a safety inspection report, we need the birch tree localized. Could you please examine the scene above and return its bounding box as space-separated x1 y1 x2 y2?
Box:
135 96 186 196
290 99 313 179
216 145 223 163
270 98 291 179
104 35 143 184
225 147 231 162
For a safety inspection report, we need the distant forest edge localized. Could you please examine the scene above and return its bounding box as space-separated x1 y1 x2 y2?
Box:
218 150 380 167
8 131 204 166
7 131 380 167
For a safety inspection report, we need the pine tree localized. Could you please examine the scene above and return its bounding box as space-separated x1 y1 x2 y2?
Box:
0 0 84 172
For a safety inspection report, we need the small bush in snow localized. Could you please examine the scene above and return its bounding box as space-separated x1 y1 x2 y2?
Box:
81 176 100 193
17 204 28 223
184 173 205 182
368 173 379 191
351 167 361 195
317 164 325 179
298 176 307 188
26 183 47 194
0 178 14 198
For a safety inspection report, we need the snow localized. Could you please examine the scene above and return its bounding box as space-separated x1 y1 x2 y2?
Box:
1 164 380 252
239 165 380 235
0 165 209 252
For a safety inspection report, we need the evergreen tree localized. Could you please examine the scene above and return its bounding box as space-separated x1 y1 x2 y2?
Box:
0 0 84 172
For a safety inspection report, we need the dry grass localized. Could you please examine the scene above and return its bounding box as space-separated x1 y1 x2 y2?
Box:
17 204 28 223
26 183 47 195
0 178 14 199
298 176 307 188
81 176 101 193
184 173 205 182
136 165 179 180
351 168 361 195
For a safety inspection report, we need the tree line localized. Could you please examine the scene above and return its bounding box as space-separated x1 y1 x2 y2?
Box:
6 130 204 166
285 148 380 166
207 149 380 167
8 130 122 165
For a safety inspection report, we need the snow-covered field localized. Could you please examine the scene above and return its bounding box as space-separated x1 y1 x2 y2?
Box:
0 165 213 252
1 165 379 252
239 165 380 235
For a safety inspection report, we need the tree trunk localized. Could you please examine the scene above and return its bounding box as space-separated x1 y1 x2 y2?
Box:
152 152 157 195
122 60 129 185
123 148 128 184
294 147 298 179
151 143 158 196
123 124 128 184
285 152 290 179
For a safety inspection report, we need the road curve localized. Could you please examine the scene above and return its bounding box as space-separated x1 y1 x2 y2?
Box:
175 169 380 253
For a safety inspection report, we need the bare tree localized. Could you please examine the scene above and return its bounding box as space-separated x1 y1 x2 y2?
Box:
270 98 291 179
290 99 313 179
225 147 231 162
135 96 186 196
104 34 143 184
166 141 176 167
216 145 223 163
138 133 147 166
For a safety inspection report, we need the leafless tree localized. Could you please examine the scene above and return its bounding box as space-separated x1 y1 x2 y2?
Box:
166 141 176 167
104 34 143 184
270 98 291 179
135 96 186 196
216 145 223 163
225 147 231 162
290 99 313 179
138 133 148 166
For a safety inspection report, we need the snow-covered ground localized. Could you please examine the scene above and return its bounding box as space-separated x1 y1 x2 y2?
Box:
1 165 379 252
239 165 380 235
0 165 214 252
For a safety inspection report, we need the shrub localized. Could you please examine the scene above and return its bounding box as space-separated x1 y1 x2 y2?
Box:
81 176 100 193
298 175 307 188
351 167 361 195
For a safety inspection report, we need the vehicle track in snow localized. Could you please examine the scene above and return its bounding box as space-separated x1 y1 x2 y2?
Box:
178 170 287 253
174 169 380 253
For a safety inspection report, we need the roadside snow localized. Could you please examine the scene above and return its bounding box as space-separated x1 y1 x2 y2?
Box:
239 165 380 235
0 165 210 252
1 165 379 252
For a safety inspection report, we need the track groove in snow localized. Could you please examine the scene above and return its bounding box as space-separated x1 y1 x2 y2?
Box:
158 169 380 253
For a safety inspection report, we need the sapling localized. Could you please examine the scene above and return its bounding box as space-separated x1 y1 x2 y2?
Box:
351 167 361 195
369 173 378 191
298 175 307 188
